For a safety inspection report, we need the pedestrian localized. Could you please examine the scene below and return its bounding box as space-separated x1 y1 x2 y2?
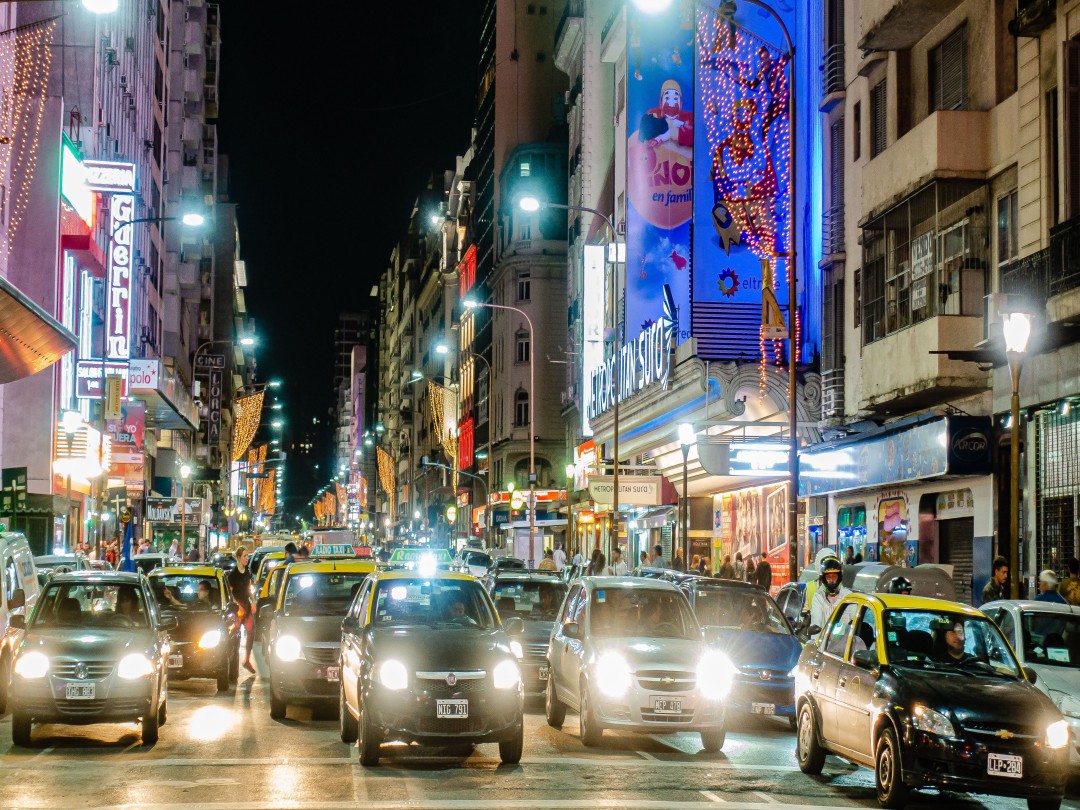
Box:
587 547 603 576
592 552 607 576
553 541 567 572
649 544 666 569
753 558 772 592
844 545 855 566
1036 569 1068 604
982 555 1009 604
697 555 708 575
571 547 585 567
853 548 864 564
609 546 628 576
227 546 256 673
745 557 756 584
1060 558 1080 606
538 549 558 571
733 552 745 581
717 555 734 579
690 554 701 573
639 550 649 569
283 541 298 564
673 548 686 572
168 538 179 559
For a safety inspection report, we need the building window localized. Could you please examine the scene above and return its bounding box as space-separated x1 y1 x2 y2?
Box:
997 189 1019 265
514 389 529 427
517 271 531 301
870 80 887 158
516 331 530 363
930 25 967 112
853 101 862 161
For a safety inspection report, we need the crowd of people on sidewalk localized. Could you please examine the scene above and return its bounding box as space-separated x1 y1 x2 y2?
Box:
982 554 1080 606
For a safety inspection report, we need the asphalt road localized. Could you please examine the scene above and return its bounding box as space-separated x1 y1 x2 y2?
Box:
1 647 1079 810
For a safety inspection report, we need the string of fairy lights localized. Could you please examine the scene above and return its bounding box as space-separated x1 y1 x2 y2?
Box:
426 380 458 492
375 446 395 517
231 390 265 461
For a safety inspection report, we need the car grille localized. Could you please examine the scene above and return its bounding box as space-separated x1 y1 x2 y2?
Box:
300 679 340 696
637 670 695 692
960 721 1040 742
737 666 792 681
304 645 339 666
640 708 695 723
51 699 142 716
416 679 488 696
51 660 115 680
413 715 488 734
524 642 549 660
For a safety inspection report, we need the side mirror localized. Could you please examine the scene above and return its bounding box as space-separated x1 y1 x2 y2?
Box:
9 614 25 629
158 616 178 631
702 626 721 645
8 587 24 610
1023 665 1038 684
504 616 525 636
852 649 879 670
341 615 360 632
562 621 580 640
806 625 821 638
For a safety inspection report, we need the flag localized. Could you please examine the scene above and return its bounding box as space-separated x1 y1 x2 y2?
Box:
119 519 135 573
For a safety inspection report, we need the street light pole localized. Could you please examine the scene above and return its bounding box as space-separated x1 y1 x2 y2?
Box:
1003 311 1032 599
565 463 575 559
678 423 694 569
179 463 191 560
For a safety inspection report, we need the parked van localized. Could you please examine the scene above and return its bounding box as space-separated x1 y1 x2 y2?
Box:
1 531 40 712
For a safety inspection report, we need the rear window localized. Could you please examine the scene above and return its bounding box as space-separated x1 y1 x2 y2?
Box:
281 571 371 617
492 580 567 620
149 574 223 610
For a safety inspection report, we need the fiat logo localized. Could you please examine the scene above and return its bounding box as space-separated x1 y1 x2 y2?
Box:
74 662 88 680
446 673 457 686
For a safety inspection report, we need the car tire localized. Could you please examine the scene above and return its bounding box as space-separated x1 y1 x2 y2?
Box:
269 689 286 720
157 696 168 727
0 652 10 715
788 714 798 730
142 700 160 746
1027 801 1062 810
229 641 239 683
545 675 565 729
578 681 603 747
875 727 909 809
499 719 524 764
216 665 230 692
700 726 726 752
339 684 358 743
357 697 382 767
11 711 31 746
796 703 826 775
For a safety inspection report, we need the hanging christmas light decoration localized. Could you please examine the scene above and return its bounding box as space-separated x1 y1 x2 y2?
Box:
231 391 265 461
376 446 395 517
426 381 459 492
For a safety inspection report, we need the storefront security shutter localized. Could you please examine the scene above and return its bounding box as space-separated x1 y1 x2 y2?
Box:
940 517 973 605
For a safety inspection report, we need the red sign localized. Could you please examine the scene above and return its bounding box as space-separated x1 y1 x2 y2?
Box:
107 401 145 489
458 245 477 298
458 418 474 470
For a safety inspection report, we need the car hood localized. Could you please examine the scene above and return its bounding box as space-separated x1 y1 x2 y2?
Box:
369 625 513 670
891 665 1060 726
521 620 555 645
274 614 344 644
1028 663 1080 698
591 636 703 671
712 629 802 671
22 626 154 659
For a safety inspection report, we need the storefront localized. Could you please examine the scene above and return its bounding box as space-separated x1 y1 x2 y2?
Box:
800 415 993 604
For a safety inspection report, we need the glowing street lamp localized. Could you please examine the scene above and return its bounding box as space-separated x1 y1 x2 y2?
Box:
1003 310 1033 598
678 423 695 566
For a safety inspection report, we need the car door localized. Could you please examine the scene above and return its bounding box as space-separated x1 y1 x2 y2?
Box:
811 600 859 745
550 583 584 707
833 605 880 758
341 579 372 709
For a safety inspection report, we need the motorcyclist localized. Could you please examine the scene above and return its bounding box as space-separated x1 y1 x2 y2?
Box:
887 575 913 595
809 555 850 634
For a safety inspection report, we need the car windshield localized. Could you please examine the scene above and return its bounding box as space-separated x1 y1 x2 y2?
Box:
371 578 496 629
281 572 371 617
463 550 491 568
32 582 150 629
589 586 699 640
493 558 526 570
1020 611 1080 669
492 580 567 621
257 559 284 591
882 609 1022 679
149 574 222 610
692 587 792 635
133 556 164 574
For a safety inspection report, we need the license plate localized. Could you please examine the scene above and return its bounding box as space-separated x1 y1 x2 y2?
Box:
538 666 549 681
65 683 95 700
168 654 184 668
652 697 682 714
436 699 469 718
752 702 776 715
326 666 340 682
988 753 1023 778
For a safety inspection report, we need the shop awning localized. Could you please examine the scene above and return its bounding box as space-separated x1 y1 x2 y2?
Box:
0 275 77 383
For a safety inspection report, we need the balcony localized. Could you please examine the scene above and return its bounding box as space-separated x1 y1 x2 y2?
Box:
820 43 845 112
1001 214 1080 323
859 0 965 50
862 109 991 218
1009 0 1055 37
822 204 845 259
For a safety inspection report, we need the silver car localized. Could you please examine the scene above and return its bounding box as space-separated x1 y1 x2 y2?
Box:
982 599 1080 773
545 576 735 751
9 571 173 746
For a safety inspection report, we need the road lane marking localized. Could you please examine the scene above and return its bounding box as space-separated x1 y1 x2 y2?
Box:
65 801 852 810
752 792 778 804
638 749 662 761
700 790 726 803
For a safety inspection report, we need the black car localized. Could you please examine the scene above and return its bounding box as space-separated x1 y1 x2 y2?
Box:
487 570 567 698
339 570 525 765
146 566 240 691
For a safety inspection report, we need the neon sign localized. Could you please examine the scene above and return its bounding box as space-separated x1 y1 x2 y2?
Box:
106 195 134 359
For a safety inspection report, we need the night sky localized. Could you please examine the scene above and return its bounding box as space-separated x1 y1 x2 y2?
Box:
215 3 483 508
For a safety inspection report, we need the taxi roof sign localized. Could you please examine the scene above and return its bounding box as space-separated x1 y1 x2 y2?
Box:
310 544 357 558
388 547 453 564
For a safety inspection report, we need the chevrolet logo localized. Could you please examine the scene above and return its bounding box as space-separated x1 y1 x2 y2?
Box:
995 729 1015 740
660 676 675 684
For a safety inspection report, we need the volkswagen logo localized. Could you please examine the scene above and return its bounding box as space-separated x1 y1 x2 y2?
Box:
760 671 772 681
74 662 89 680
446 673 457 686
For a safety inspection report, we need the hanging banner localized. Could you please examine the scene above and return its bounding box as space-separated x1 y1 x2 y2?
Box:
198 354 226 445
107 402 145 492
106 194 135 360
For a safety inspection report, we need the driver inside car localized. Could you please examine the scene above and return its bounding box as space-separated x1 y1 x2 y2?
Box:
114 587 145 622
933 619 971 663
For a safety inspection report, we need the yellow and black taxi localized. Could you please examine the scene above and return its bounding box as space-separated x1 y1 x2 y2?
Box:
265 559 376 720
338 567 526 766
254 552 288 646
146 565 240 691
794 592 1069 810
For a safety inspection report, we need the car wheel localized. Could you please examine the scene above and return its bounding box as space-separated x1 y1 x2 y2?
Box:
157 696 168 727
0 652 10 715
216 665 230 692
796 703 825 775
11 711 31 746
1027 800 1062 810
339 683 358 743
269 688 286 720
499 718 524 764
545 675 565 729
357 696 382 766
141 700 160 746
578 681 603 747
700 726 726 752
875 727 909 809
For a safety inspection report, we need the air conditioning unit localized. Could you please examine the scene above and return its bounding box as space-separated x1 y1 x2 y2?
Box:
616 220 626 235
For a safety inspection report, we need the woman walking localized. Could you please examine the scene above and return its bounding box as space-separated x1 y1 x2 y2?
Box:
227 547 256 673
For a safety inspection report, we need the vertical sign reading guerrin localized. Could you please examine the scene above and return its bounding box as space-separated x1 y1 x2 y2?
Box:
106 194 134 359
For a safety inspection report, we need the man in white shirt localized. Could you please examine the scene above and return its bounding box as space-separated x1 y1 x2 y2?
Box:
809 555 850 633
608 546 628 576
553 542 567 572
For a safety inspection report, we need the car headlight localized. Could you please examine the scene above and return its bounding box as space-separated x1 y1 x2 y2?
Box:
509 640 523 659
14 651 49 679
912 705 956 737
595 652 633 698
1053 692 1080 720
379 659 408 690
1047 719 1070 749
697 649 737 700
198 629 222 650
493 659 521 690
117 653 154 680
275 635 302 662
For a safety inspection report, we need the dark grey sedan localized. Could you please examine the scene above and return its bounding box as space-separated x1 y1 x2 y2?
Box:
9 571 174 746
488 571 567 698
